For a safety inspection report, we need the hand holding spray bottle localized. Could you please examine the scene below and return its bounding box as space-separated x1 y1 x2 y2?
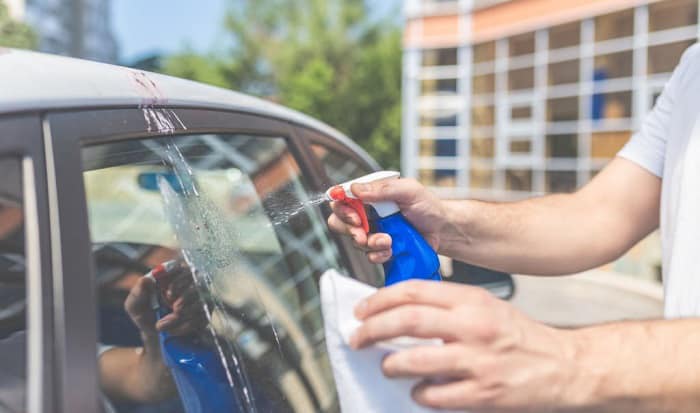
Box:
326 171 441 286
144 261 239 413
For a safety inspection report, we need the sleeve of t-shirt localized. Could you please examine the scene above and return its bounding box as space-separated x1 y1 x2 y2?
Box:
617 44 700 177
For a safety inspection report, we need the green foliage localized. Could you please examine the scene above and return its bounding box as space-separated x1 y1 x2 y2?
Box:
0 1 37 49
160 0 402 169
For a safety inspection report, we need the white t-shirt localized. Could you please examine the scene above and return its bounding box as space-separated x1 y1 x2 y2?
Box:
617 43 700 318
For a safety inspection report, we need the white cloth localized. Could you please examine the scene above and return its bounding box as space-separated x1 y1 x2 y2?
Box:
617 43 700 317
320 270 458 413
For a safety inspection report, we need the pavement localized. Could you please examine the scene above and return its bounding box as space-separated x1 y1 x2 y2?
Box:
510 270 664 328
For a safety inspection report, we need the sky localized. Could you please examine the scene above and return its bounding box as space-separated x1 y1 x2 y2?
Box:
113 0 402 64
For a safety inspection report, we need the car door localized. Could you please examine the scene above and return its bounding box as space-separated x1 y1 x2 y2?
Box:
46 107 362 412
0 115 55 413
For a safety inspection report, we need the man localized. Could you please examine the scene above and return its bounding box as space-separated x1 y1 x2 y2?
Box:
328 44 700 412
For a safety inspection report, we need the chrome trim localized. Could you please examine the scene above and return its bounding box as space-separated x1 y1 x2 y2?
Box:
23 156 43 413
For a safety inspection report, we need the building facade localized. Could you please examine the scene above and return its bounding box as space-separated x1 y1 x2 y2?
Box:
22 0 118 63
402 0 699 200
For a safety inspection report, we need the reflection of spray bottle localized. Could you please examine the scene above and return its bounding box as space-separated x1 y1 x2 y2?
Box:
144 261 241 413
325 171 441 286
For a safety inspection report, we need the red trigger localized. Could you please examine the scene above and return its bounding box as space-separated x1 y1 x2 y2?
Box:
328 185 370 233
345 198 370 234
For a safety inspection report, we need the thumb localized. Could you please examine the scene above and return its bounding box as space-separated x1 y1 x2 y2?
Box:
350 178 421 205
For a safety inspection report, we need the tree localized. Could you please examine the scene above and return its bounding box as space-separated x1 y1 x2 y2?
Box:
161 0 402 169
0 1 37 50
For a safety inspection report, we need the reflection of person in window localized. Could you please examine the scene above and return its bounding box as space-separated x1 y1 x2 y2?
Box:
100 261 206 403
0 261 204 412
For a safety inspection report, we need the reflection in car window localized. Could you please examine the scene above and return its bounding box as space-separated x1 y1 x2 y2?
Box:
83 134 344 412
311 144 384 286
0 158 27 413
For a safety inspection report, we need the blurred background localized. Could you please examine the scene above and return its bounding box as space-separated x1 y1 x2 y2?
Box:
2 0 697 318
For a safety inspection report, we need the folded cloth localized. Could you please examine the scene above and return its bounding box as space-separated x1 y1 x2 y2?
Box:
320 269 460 413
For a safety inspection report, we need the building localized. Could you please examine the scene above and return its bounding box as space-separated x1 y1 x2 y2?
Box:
18 0 118 63
402 0 699 200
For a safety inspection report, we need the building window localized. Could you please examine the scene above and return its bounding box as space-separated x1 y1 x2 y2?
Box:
546 134 578 158
509 32 535 57
420 112 458 127
470 167 493 189
473 41 496 63
595 9 634 41
509 139 532 154
422 48 458 67
471 105 495 127
592 91 632 121
591 131 631 158
470 137 495 158
649 0 699 32
648 40 695 74
472 73 495 94
419 139 457 157
545 171 577 193
421 78 458 95
419 169 457 187
594 51 633 80
548 59 580 86
547 97 578 122
511 106 532 120
505 169 533 191
508 67 535 91
549 22 580 50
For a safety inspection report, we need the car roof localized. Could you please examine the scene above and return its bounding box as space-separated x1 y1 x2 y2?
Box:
0 49 378 169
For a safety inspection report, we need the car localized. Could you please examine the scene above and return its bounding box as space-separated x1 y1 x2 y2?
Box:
0 49 516 413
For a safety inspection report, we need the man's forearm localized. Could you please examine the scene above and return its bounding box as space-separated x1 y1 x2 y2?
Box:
436 159 661 275
566 319 700 413
438 195 618 275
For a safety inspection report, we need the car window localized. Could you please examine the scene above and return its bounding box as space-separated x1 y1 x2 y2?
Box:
82 134 345 412
311 143 384 286
0 158 27 413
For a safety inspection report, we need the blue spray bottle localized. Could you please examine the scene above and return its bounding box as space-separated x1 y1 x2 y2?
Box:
144 261 241 413
326 171 441 286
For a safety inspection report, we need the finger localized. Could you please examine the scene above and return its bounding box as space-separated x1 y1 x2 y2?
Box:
330 202 362 226
125 277 156 314
351 178 424 205
382 344 473 378
367 233 392 250
355 280 489 319
327 214 368 247
349 305 455 349
367 250 391 264
412 378 484 410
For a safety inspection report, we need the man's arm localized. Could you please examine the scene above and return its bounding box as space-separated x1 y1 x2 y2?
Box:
440 157 661 275
570 319 700 413
331 156 660 276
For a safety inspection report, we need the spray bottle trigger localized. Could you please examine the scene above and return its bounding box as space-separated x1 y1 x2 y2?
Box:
345 198 370 234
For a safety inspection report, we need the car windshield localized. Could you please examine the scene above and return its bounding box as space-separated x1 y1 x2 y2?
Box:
82 133 346 412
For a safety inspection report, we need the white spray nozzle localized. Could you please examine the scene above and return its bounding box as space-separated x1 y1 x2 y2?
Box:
326 170 401 219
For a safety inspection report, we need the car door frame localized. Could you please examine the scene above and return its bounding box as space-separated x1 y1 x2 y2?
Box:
0 113 56 413
45 106 361 412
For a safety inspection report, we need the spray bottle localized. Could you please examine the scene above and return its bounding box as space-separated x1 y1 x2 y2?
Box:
144 261 241 413
326 171 441 286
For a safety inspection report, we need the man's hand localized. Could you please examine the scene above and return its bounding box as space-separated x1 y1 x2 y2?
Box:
124 261 207 340
102 261 207 403
327 178 450 264
349 280 585 412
